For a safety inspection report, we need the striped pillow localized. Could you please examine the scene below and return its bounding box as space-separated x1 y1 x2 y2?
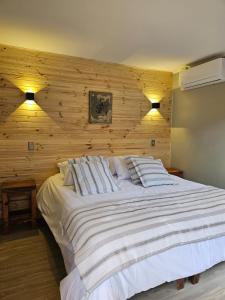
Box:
129 157 175 187
114 155 152 180
71 160 120 196
126 156 153 185
64 156 108 186
68 155 108 165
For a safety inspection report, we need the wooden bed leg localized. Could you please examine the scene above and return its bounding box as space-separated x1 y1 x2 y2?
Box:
176 278 185 290
188 274 200 285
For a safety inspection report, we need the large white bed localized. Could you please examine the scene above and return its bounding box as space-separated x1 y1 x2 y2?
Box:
37 173 225 300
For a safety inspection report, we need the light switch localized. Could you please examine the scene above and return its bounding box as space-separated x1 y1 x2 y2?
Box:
28 141 35 151
151 139 156 147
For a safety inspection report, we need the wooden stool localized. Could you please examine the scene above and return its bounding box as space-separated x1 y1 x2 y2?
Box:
1 179 37 234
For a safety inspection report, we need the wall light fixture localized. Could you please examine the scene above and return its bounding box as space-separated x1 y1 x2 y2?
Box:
151 102 160 109
25 92 35 105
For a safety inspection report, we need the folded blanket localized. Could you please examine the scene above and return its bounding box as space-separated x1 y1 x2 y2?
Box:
63 186 225 293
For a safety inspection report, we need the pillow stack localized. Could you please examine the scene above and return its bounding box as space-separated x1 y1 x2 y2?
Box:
65 155 119 196
126 156 175 187
64 156 109 186
57 155 175 195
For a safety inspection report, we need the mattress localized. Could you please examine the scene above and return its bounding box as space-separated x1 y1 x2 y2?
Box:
37 174 225 300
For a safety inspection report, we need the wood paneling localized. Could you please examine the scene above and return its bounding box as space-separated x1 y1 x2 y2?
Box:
0 44 172 191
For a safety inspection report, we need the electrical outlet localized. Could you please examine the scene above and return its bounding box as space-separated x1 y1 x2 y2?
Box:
151 139 156 147
28 141 35 151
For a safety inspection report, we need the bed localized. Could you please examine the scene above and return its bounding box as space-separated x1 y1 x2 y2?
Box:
37 172 225 300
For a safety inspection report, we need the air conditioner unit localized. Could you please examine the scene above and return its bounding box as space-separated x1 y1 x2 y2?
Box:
179 58 225 90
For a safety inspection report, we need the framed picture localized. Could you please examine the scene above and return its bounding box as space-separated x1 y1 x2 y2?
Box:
89 91 112 124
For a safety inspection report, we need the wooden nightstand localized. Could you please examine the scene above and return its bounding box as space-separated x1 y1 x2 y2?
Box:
1 179 37 234
166 168 183 178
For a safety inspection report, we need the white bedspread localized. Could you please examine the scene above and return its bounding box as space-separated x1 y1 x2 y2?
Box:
37 174 225 300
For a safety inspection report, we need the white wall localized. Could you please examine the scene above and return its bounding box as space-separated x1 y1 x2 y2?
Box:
171 74 225 188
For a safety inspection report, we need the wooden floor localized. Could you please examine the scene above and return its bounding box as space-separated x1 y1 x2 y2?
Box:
0 224 66 300
1 224 225 300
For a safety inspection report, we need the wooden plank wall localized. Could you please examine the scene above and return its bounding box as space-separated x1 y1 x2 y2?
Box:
0 44 172 192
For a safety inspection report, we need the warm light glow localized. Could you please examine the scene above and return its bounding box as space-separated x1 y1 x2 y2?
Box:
142 93 165 120
18 100 40 112
4 99 62 133
2 75 46 94
147 109 162 118
150 98 159 104
21 84 43 93
25 100 36 106
149 104 161 116
24 87 36 93
144 92 162 103
148 95 161 113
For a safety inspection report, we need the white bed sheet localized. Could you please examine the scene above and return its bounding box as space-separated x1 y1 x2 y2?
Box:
37 174 225 300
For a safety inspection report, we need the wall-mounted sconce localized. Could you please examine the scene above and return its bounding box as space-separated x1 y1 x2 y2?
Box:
151 102 160 109
25 92 35 105
25 92 35 101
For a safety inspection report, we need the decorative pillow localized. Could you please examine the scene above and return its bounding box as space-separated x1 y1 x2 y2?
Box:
129 157 175 187
64 156 109 186
71 160 120 196
125 156 149 184
114 155 153 180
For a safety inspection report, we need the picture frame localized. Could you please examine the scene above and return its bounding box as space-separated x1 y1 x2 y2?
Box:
89 91 112 124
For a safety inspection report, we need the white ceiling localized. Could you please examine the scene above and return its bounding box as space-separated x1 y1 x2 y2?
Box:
0 0 225 72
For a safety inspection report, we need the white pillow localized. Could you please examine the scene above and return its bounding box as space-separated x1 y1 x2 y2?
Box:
64 166 74 185
113 156 130 180
57 161 68 178
113 155 153 180
107 156 116 175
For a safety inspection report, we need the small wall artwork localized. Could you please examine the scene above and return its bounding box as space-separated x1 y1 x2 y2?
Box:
89 91 112 124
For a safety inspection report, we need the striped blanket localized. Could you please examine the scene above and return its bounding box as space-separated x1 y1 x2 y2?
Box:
63 186 225 293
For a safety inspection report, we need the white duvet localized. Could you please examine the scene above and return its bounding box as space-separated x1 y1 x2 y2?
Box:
37 174 225 300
